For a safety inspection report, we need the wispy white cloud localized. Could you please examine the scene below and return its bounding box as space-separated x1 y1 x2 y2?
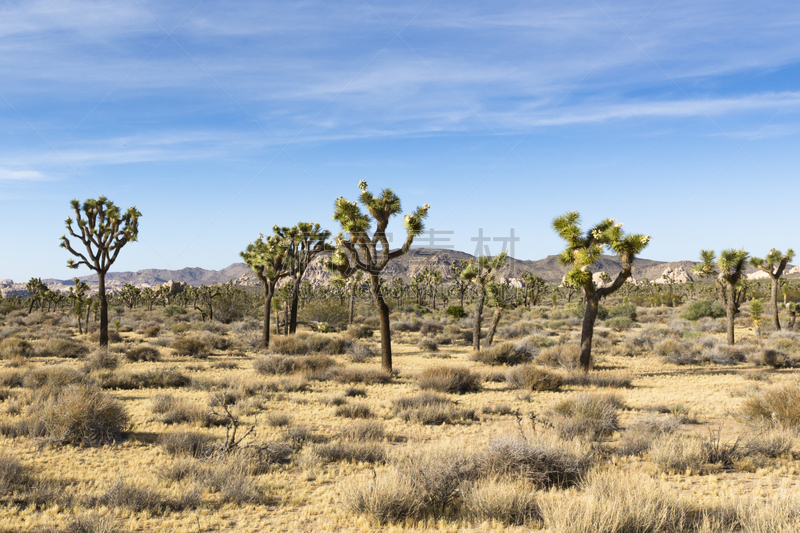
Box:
0 168 48 181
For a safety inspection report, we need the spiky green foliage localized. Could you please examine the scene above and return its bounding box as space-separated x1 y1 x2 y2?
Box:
60 197 141 347
692 249 749 345
750 248 795 330
241 234 292 349
332 181 430 372
552 212 650 371
461 252 508 351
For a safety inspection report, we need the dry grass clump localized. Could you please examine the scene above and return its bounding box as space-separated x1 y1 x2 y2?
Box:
741 382 800 428
23 365 86 390
309 441 386 465
269 335 310 355
655 338 702 365
171 337 209 358
537 344 580 370
158 431 217 457
346 324 373 339
329 366 392 384
252 353 335 376
40 383 129 446
95 367 192 389
83 349 119 372
505 364 562 391
539 467 694 533
393 392 477 425
335 402 373 419
34 338 90 359
124 345 161 362
647 433 708 474
418 365 481 394
98 478 199 513
339 420 385 441
150 394 225 427
748 348 790 368
0 368 25 388
460 477 541 526
547 392 623 440
347 342 376 363
617 416 680 456
417 338 438 352
0 454 34 494
474 342 534 366
0 337 33 359
563 370 633 388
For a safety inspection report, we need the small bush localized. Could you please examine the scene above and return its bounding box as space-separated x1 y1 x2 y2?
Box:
445 306 466 319
461 478 540 526
330 367 392 384
125 345 160 362
162 305 187 317
35 338 90 359
0 338 33 359
682 299 725 321
96 368 192 389
171 337 209 358
159 431 216 457
311 441 386 464
418 365 481 394
475 342 533 366
607 302 637 320
335 403 373 419
617 416 679 456
741 382 800 428
0 454 34 494
346 324 373 339
648 434 708 473
23 365 86 391
83 349 119 372
340 420 385 441
417 338 438 352
604 316 634 331
41 384 129 445
537 345 580 370
270 335 310 355
548 392 623 440
347 342 376 363
506 364 562 391
420 321 444 336
563 370 632 389
142 325 161 337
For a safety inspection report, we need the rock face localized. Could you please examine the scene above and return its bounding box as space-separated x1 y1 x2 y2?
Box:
656 266 694 284
747 270 771 280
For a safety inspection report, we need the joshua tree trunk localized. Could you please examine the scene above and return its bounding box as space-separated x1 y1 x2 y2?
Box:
348 282 356 326
370 274 392 372
770 276 781 330
485 308 503 347
726 283 736 345
98 271 109 347
579 294 600 371
472 288 485 351
262 284 273 349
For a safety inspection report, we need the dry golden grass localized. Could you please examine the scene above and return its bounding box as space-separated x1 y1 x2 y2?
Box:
1 304 800 531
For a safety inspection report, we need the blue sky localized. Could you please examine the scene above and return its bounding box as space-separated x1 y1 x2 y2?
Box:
2 0 799 281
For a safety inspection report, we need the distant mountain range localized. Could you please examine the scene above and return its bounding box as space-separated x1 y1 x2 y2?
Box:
2 248 797 298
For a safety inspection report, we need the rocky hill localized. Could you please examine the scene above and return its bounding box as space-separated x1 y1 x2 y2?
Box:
2 249 796 298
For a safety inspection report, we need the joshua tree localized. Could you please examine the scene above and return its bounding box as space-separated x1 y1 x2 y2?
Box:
241 234 291 349
484 280 517 347
750 248 795 330
68 277 90 334
521 273 547 307
330 181 429 372
461 252 508 351
118 283 141 310
553 212 650 371
323 248 365 326
26 277 48 313
449 260 472 308
274 223 330 333
60 197 141 347
692 249 749 345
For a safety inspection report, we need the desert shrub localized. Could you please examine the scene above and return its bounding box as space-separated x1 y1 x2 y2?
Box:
96 368 191 389
89 330 123 344
563 370 632 388
480 435 593 489
743 429 794 458
23 365 86 391
393 392 476 425
335 403 373 419
344 386 367 397
604 316 634 331
0 369 25 388
347 342 376 363
253 354 295 375
461 478 540 526
97 479 198 513
300 299 349 331
682 299 725 321
310 441 386 464
569 303 609 320
420 321 444 336
35 338 90 359
162 305 187 317
617 416 679 456
142 325 161 337
158 431 216 457
194 455 265 505
330 367 392 384
537 344 580 370
305 334 349 354
393 320 421 333
481 404 515 416
340 420 385 441
418 365 481 394
548 393 623 440
170 322 189 334
83 349 119 372
41 384 129 445
0 338 33 359
655 338 702 365
647 433 708 473
150 394 225 427
270 335 310 355
539 468 693 533
445 305 466 319
346 324 373 339
392 392 452 411
607 302 637 320
695 316 726 333
0 454 34 494
475 342 533 366
741 382 800 428
124 345 160 362
417 338 438 352
704 344 746 365
506 364 562 391
171 337 209 358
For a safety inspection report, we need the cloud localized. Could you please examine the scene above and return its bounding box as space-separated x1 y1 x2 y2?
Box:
0 168 47 181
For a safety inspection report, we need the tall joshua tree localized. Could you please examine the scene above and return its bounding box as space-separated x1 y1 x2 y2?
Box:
461 252 508 351
240 234 291 349
692 249 749 345
553 212 650 372
331 181 429 372
60 197 141 347
274 223 331 333
750 248 795 331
